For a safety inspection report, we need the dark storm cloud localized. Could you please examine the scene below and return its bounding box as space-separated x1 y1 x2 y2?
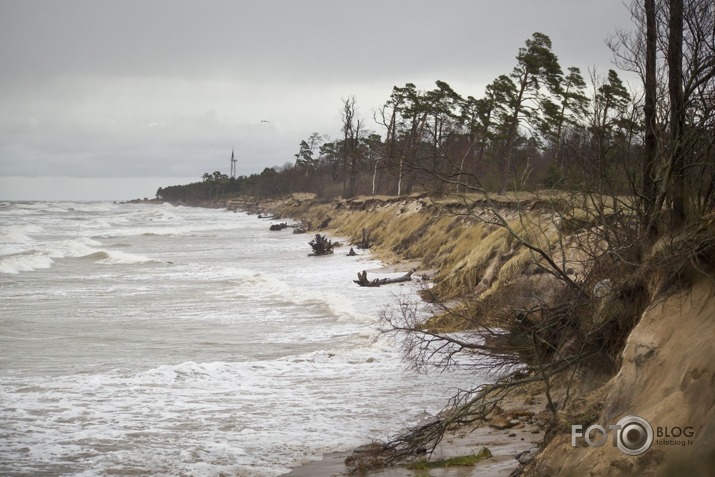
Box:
0 0 634 199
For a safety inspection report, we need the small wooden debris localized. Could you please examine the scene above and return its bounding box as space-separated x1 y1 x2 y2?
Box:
291 221 310 234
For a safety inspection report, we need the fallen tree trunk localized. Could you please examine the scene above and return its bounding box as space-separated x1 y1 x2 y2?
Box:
354 269 414 287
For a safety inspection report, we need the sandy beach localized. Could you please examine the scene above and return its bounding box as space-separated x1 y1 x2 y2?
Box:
285 395 545 477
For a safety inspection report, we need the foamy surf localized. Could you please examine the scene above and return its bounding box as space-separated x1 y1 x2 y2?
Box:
0 201 480 476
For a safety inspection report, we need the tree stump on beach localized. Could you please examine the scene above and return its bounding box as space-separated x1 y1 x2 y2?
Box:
357 228 371 249
308 234 335 256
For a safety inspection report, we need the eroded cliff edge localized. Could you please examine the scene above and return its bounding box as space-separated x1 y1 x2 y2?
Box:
531 276 715 476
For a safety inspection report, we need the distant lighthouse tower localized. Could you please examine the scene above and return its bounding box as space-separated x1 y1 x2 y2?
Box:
230 148 237 179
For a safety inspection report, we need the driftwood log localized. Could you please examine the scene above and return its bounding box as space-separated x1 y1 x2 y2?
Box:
269 221 310 233
354 269 414 287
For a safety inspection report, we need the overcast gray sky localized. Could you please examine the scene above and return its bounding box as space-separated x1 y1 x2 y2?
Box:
0 0 634 201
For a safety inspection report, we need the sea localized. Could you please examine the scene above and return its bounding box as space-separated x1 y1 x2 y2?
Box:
0 201 484 476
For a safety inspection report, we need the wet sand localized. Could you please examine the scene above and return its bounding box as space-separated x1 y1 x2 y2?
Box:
285 397 545 477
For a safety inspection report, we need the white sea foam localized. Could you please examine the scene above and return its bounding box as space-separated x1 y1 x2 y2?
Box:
46 236 103 257
95 249 159 265
1 347 477 476
0 252 55 274
0 237 125 274
0 224 44 255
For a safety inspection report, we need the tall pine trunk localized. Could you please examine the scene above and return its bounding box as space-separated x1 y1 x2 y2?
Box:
669 0 686 228
642 0 658 235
